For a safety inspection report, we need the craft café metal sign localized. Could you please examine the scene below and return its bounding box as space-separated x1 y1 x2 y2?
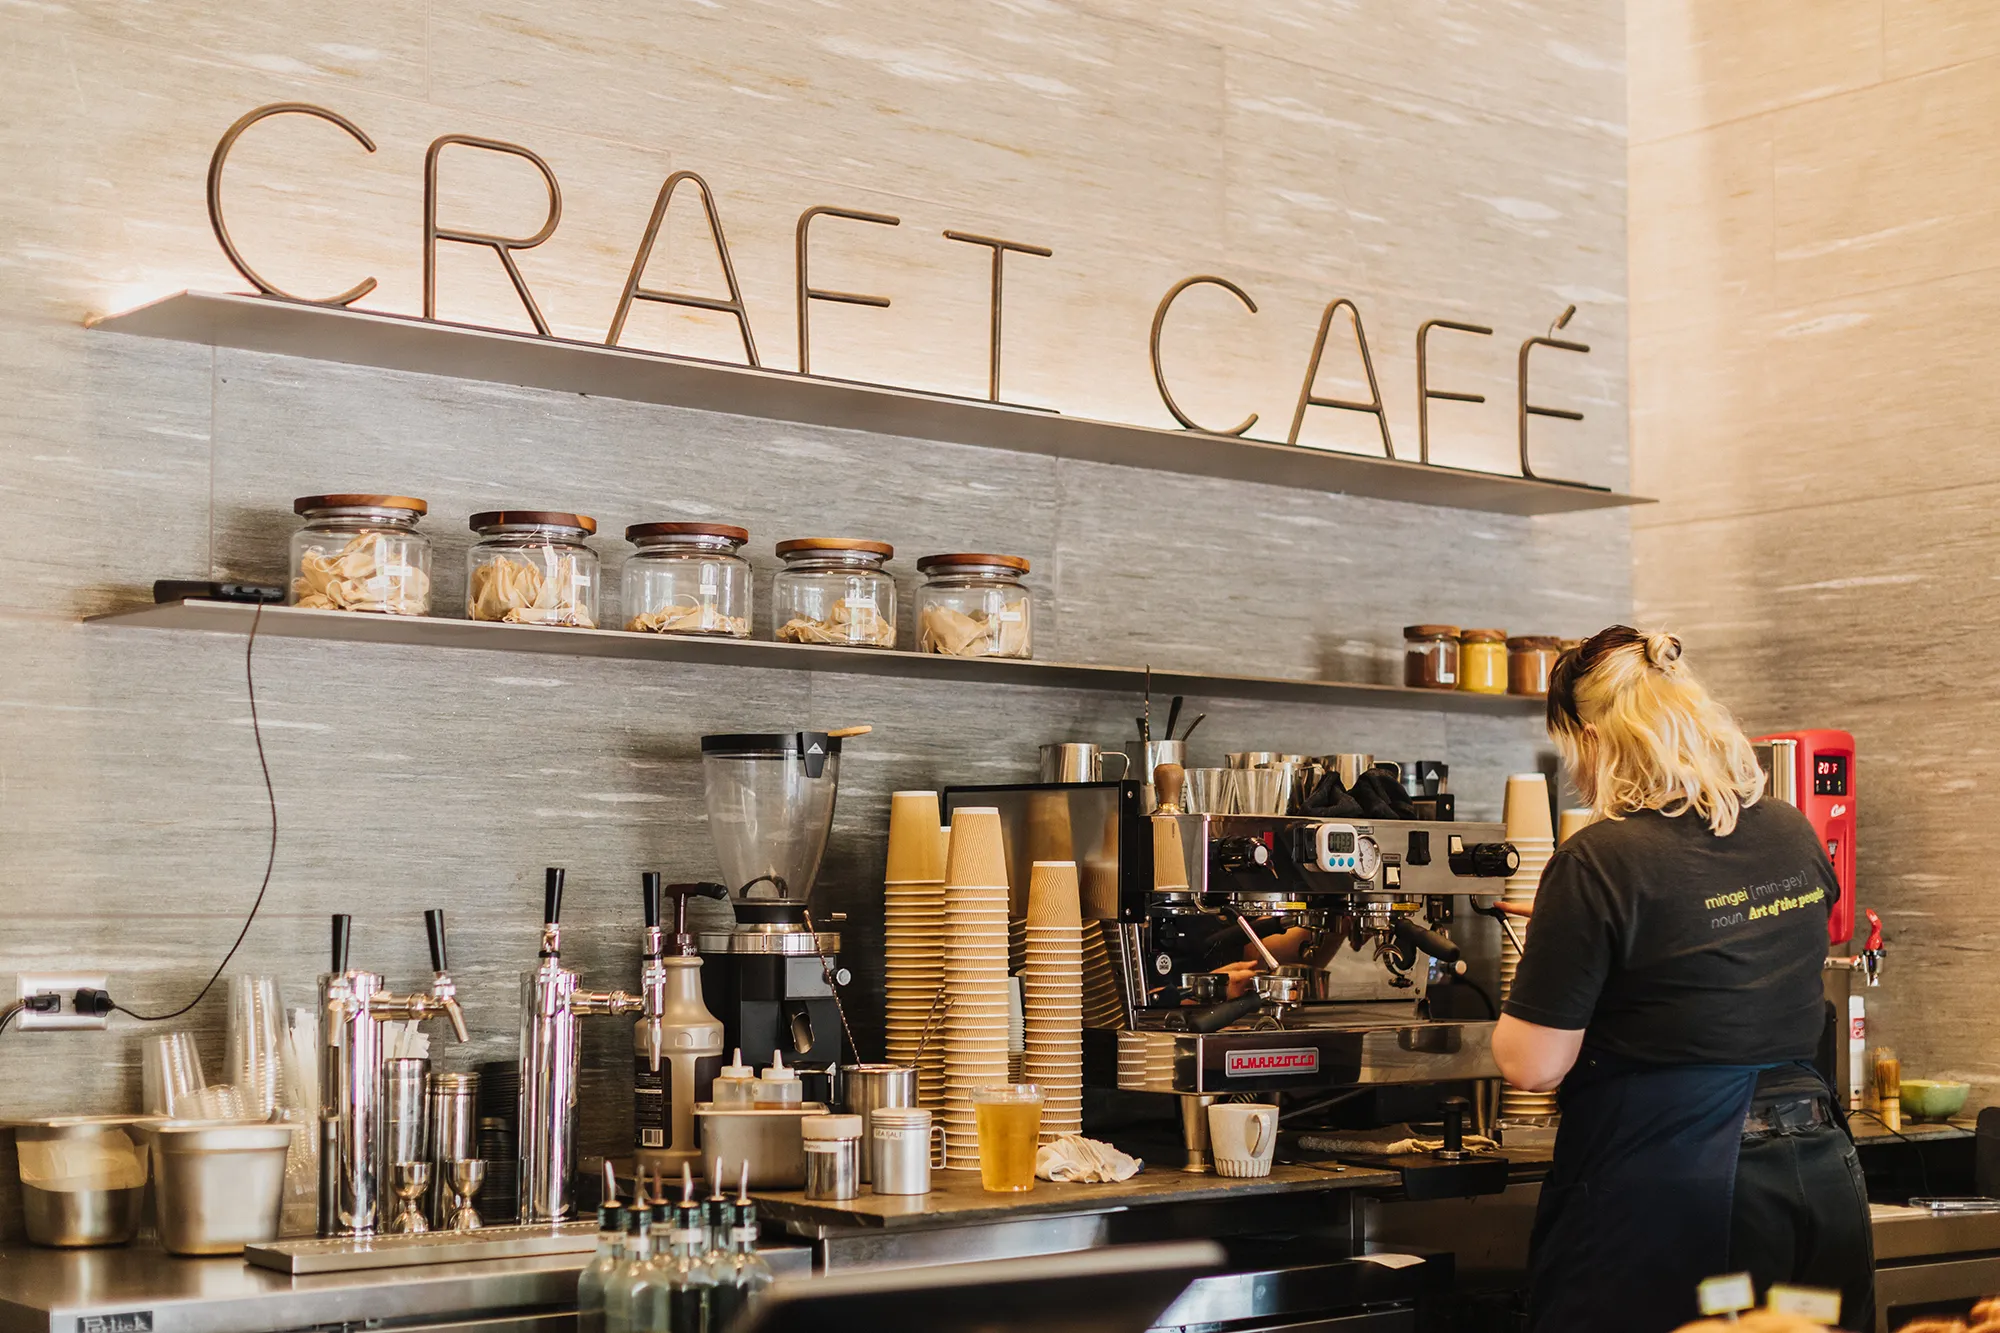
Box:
206 102 1594 483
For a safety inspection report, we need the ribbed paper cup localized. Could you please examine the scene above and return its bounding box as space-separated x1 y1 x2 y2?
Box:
1026 860 1083 928
944 807 1009 895
888 790 947 883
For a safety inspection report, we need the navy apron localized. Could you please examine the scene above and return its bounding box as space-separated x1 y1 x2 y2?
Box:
1526 1052 1828 1333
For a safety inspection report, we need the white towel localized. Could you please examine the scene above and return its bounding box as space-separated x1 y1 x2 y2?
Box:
1035 1134 1143 1183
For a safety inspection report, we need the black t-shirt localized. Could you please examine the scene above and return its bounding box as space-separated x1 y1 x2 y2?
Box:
1503 801 1837 1066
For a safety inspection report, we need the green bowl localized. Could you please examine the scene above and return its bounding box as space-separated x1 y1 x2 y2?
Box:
1900 1080 1971 1121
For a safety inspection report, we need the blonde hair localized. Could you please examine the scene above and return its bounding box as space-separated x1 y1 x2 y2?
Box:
1546 627 1765 836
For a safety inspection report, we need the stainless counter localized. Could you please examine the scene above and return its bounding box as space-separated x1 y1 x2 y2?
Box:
0 1240 812 1333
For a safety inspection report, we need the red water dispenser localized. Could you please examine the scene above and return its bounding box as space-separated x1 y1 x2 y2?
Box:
1755 729 1857 946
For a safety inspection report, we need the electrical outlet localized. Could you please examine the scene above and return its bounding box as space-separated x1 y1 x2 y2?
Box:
15 974 110 1031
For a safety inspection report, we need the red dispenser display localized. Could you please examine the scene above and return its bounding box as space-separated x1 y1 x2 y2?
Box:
1755 729 1857 946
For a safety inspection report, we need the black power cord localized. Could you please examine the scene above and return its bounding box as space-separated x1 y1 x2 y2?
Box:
115 602 279 1023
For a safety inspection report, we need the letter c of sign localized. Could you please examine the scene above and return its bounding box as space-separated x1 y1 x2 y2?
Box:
1149 274 1260 437
206 102 379 307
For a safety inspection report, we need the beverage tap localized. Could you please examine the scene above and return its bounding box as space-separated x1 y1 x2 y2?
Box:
640 873 668 1074
1827 907 1884 987
317 910 472 1237
519 867 647 1224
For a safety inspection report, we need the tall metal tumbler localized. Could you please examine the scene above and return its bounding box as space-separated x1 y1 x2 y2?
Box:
378 1059 430 1218
841 1064 915 1184
426 1072 479 1228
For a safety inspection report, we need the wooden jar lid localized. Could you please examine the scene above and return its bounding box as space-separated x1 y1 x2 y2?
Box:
469 510 598 535
775 538 893 558
916 552 1030 574
294 494 428 515
625 521 749 544
1403 624 1460 639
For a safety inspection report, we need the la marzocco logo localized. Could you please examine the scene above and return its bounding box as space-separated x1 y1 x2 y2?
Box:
1225 1048 1319 1076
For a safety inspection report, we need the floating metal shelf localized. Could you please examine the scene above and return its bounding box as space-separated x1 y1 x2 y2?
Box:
86 601 1547 714
89 292 1649 518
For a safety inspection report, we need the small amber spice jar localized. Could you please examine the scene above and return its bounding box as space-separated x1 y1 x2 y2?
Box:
1403 625 1461 690
1508 635 1563 696
1459 629 1508 694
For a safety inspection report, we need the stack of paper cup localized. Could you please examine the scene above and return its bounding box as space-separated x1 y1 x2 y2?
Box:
1080 922 1126 1028
884 792 949 1107
1023 861 1085 1141
1558 807 1595 845
1500 773 1559 1120
941 807 1012 1168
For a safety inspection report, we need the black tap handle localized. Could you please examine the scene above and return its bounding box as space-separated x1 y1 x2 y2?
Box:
1185 992 1266 1035
643 872 662 929
1392 917 1462 966
544 867 565 926
425 909 448 973
330 914 352 974
693 882 730 901
1439 1096 1470 1154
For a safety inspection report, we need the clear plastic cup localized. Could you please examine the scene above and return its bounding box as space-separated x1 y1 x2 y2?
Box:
971 1084 1043 1193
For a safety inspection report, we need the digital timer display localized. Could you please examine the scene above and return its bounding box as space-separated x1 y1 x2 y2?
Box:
1812 753 1849 797
1326 830 1354 853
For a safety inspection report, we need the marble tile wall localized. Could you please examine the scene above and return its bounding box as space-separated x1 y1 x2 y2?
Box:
1629 4 1998 1099
0 0 1626 1218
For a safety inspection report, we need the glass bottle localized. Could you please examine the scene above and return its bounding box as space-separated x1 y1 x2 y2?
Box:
604 1199 653 1333
658 1166 717 1333
720 1163 775 1324
289 494 432 615
1458 628 1507 694
771 538 897 648
466 510 600 628
576 1198 626 1333
915 552 1033 658
1403 625 1461 690
622 522 753 638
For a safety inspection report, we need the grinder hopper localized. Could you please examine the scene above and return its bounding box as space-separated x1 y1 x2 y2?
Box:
700 732 844 922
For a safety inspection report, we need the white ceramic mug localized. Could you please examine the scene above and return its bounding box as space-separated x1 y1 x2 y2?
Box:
1207 1103 1277 1178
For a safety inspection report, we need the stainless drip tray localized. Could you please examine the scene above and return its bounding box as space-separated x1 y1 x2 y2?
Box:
245 1222 600 1274
697 929 841 955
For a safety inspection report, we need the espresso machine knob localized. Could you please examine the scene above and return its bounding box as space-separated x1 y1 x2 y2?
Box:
1447 836 1520 878
1215 837 1272 874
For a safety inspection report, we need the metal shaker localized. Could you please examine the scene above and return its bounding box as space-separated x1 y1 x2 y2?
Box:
841 1064 915 1184
426 1072 479 1227
801 1115 861 1201
871 1107 945 1196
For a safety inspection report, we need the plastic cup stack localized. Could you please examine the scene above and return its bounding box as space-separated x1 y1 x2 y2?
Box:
1499 773 1559 1122
941 808 1012 1169
1021 861 1085 1142
882 791 949 1108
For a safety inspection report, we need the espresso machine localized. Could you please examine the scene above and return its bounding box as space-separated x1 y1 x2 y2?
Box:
695 731 854 1105
318 911 470 1237
1100 768 1521 1172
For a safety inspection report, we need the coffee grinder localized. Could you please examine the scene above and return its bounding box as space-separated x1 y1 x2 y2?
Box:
695 731 856 1105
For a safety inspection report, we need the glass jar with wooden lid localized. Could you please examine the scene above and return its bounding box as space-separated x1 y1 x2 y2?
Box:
466 511 599 628
916 553 1033 659
622 522 752 637
1403 625 1460 690
290 494 432 616
1508 635 1563 696
772 539 897 648
1458 629 1508 694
